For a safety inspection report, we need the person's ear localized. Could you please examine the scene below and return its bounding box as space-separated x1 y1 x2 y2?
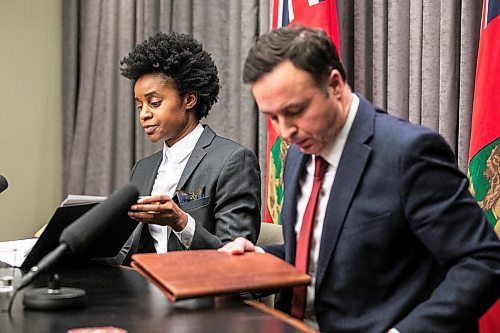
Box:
327 69 344 98
184 93 197 110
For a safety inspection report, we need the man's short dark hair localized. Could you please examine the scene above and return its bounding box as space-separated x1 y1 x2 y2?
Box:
243 25 346 86
120 31 220 119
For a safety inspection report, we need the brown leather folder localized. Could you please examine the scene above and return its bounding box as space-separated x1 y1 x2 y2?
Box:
131 250 311 301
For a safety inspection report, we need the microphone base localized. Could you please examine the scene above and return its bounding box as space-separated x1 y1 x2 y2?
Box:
23 287 87 310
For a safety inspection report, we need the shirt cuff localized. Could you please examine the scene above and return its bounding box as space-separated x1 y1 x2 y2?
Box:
172 213 196 249
388 328 401 333
255 246 265 253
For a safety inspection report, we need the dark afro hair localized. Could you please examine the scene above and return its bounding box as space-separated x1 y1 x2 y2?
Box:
120 31 220 119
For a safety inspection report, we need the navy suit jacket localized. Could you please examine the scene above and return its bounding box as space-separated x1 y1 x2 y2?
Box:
269 95 500 333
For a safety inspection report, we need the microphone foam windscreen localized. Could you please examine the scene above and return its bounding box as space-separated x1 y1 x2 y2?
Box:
0 175 8 193
59 183 139 255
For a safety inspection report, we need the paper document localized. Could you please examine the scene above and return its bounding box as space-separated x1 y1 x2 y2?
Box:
61 195 107 207
0 238 38 267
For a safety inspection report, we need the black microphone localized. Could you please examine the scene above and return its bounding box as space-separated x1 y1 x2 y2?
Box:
19 183 139 290
0 175 8 193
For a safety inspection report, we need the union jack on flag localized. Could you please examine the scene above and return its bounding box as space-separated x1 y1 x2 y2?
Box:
272 0 340 48
483 0 500 28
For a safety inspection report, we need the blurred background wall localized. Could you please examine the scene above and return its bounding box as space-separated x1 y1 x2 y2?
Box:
0 0 62 241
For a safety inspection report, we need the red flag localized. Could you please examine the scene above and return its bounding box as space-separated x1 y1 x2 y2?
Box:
481 301 500 333
468 1 500 332
469 0 500 162
264 0 341 223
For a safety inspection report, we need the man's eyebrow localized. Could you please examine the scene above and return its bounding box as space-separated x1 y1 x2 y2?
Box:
260 103 302 116
285 102 307 110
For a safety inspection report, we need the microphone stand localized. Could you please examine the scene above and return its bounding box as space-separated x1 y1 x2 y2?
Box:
7 243 86 311
22 271 87 310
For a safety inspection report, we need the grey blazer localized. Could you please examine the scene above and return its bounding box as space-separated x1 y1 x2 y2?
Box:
119 125 261 264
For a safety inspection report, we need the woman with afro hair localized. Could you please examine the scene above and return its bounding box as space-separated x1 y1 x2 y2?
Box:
116 32 261 264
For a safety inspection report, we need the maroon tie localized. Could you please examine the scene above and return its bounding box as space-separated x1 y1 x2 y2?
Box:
291 155 328 320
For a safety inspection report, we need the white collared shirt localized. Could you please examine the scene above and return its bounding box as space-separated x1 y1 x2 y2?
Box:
294 94 359 328
148 123 204 253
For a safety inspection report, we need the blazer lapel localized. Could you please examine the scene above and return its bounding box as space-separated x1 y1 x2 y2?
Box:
135 151 162 196
176 125 214 190
315 96 375 289
282 147 309 263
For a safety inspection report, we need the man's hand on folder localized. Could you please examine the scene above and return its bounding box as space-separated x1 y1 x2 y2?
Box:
218 237 264 255
128 195 188 232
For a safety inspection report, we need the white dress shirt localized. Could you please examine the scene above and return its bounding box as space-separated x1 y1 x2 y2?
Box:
294 94 359 329
148 124 204 253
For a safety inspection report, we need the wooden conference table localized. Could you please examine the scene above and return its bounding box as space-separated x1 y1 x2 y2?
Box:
0 262 314 333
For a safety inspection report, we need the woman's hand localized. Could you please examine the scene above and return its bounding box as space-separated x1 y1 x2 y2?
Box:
128 195 188 232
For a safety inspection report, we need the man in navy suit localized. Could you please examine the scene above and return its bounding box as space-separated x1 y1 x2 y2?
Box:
220 25 500 333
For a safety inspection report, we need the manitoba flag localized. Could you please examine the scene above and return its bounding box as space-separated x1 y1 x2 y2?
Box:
264 0 341 224
468 0 500 332
468 0 500 235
